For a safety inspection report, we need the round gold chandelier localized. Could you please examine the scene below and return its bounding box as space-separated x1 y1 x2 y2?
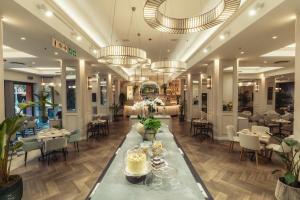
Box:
97 46 148 68
151 61 187 73
144 0 241 34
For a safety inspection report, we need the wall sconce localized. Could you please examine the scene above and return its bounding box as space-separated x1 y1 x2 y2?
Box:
207 76 212 89
183 84 187 91
275 87 281 92
112 84 116 92
87 77 92 90
254 83 259 92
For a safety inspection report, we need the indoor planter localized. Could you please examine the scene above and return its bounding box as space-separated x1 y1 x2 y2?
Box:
142 118 161 142
179 103 185 122
273 138 300 200
0 102 35 200
34 89 57 123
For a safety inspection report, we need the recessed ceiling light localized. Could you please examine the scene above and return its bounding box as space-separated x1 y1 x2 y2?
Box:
219 35 225 40
202 63 208 66
20 37 26 40
240 51 245 55
76 36 82 41
93 49 98 54
203 48 208 53
248 9 257 16
45 10 53 17
54 52 58 55
272 36 278 39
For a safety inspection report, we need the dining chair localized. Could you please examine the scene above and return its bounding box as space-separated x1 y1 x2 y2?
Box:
239 132 263 167
67 129 81 152
266 139 292 160
251 125 270 134
26 119 36 135
226 125 239 152
19 136 43 166
43 137 67 165
100 116 110 135
49 119 62 128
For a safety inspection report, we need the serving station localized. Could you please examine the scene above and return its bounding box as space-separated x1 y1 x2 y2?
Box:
87 125 212 200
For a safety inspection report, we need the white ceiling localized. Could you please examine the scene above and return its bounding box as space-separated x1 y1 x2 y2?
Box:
184 0 299 77
52 0 227 62
1 0 299 80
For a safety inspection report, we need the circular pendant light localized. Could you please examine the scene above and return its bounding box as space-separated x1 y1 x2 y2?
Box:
151 61 187 73
144 0 241 34
98 2 148 68
98 46 147 68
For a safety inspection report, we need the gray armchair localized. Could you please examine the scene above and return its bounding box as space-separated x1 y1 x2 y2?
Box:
67 129 81 152
44 137 68 165
19 136 43 166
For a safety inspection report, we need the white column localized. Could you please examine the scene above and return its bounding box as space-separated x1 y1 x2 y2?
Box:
294 14 300 140
107 73 113 121
0 19 4 121
212 59 223 137
187 73 192 121
60 60 66 127
232 60 239 130
199 73 202 112
78 59 88 136
116 79 121 105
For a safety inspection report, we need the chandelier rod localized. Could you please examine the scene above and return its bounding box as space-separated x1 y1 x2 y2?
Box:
110 0 117 45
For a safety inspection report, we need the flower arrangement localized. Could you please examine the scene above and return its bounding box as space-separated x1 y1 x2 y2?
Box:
133 98 165 117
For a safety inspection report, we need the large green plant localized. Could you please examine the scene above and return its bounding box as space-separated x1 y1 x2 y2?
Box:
273 138 300 188
0 102 35 186
34 88 57 120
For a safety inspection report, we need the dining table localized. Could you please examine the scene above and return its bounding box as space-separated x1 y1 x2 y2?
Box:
37 128 71 140
190 119 209 136
272 118 291 136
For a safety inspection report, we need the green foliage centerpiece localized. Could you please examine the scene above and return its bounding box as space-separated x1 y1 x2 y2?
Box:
136 116 161 142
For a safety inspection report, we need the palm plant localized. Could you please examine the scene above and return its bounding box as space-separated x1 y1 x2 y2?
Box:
34 89 57 123
0 102 35 187
273 137 300 187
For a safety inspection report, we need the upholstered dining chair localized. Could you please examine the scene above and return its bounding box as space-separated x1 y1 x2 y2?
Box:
43 137 67 165
226 125 239 152
239 132 264 167
266 139 292 160
19 136 43 166
67 129 81 152
25 119 36 135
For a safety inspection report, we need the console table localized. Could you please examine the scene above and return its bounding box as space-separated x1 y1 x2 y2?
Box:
87 126 212 200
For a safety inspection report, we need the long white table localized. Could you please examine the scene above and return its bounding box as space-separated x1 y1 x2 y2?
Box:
88 125 212 200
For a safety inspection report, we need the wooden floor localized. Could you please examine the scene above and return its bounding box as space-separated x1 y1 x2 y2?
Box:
12 118 281 200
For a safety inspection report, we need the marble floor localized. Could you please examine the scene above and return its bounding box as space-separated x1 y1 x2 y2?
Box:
12 118 281 200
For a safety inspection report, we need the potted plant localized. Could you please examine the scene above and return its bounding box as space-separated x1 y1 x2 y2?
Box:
179 102 185 122
161 83 167 95
0 102 35 200
34 89 57 123
143 118 161 141
273 138 300 200
109 104 119 121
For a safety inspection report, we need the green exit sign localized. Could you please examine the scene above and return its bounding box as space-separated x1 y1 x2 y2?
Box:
68 48 77 57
